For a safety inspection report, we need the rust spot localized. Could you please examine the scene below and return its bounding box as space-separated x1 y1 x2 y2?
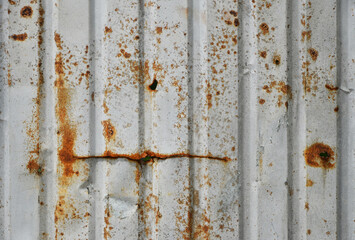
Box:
8 0 16 5
156 27 162 34
225 20 233 25
308 48 318 61
301 30 311 42
334 106 338 112
304 143 335 169
20 6 33 18
259 51 267 58
325 84 338 91
207 93 212 109
232 36 237 45
307 229 311 235
102 120 116 142
10 33 28 41
306 178 314 187
259 23 269 35
273 55 281 65
104 26 112 35
149 79 158 91
229 10 237 17
234 18 239 27
305 202 309 211
26 159 43 176
259 99 265 105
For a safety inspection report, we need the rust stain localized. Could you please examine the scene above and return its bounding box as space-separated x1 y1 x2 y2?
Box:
301 30 311 42
229 10 237 17
54 33 62 50
234 18 239 27
259 23 269 35
306 178 314 187
259 51 267 58
334 106 338 112
273 55 281 65
25 2 45 176
308 48 318 61
20 6 33 18
10 33 28 41
325 84 338 91
307 229 311 235
304 143 335 169
75 150 232 162
104 207 112 240
104 26 112 35
156 27 162 34
102 120 116 142
259 99 265 105
8 0 16 5
305 202 309 211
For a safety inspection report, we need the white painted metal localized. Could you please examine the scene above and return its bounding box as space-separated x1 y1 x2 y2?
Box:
0 0 354 239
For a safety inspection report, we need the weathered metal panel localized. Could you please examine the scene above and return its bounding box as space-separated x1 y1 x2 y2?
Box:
0 0 354 239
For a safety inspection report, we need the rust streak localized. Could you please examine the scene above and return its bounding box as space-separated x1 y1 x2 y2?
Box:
74 150 232 162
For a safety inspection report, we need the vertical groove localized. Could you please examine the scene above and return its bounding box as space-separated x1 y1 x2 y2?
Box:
187 0 195 238
237 0 258 239
0 1 10 239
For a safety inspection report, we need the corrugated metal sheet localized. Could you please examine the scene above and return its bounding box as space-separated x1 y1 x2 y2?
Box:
0 0 354 239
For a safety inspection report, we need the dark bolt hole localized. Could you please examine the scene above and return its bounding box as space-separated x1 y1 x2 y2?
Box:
149 79 158 91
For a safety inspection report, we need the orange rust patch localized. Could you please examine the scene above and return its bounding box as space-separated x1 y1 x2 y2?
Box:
26 159 43 176
259 99 265 105
259 23 269 35
334 106 338 112
8 0 16 5
156 27 162 34
325 84 338 91
54 33 62 50
306 178 314 187
307 229 311 235
304 143 335 169
308 48 318 61
301 31 311 42
10 33 28 41
20 6 33 18
207 93 212 109
102 120 116 142
259 51 267 58
273 55 281 65
104 26 112 35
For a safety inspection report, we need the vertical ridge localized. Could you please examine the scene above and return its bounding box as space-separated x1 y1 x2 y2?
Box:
0 1 10 239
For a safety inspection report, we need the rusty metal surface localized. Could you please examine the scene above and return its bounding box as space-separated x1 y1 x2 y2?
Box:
0 0 354 239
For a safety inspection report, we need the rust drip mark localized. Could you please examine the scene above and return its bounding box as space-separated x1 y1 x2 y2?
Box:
334 106 339 112
308 48 318 61
305 202 309 211
104 207 112 240
21 6 33 18
148 79 158 91
26 2 45 176
259 23 269 35
10 33 28 41
74 150 232 163
301 30 311 42
273 55 281 65
304 143 335 169
54 33 78 183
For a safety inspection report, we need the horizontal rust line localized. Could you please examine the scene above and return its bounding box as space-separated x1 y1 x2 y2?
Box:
74 150 232 162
